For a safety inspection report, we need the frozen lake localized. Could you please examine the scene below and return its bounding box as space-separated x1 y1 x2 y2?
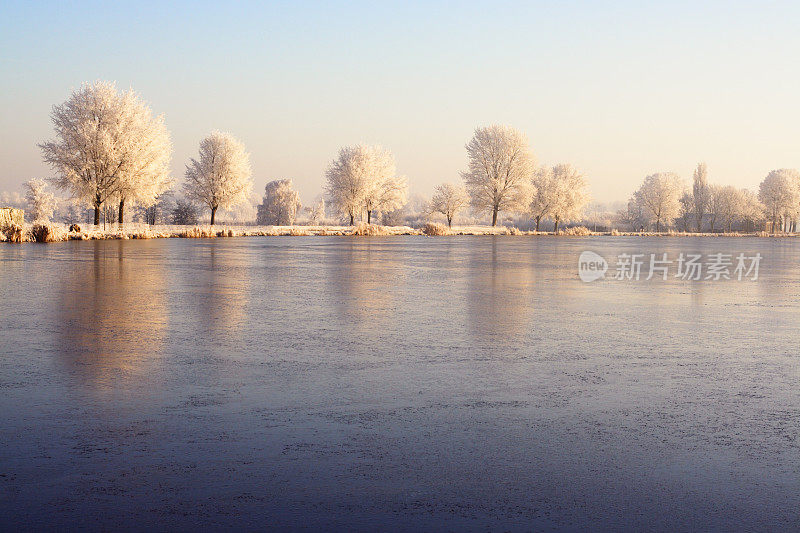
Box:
1 236 799 530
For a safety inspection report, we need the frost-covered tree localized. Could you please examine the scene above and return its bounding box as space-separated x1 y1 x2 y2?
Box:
311 198 326 224
582 202 618 232
60 199 92 225
547 163 589 232
692 163 711 232
171 199 199 225
24 178 58 222
707 184 729 233
325 144 404 225
302 197 327 224
429 183 468 227
39 81 173 225
381 193 429 226
0 191 25 209
634 172 682 232
113 121 172 224
677 190 694 232
714 185 742 233
758 169 800 233
618 196 648 231
461 125 535 226
183 131 253 225
217 191 259 225
325 145 367 224
528 167 557 231
364 173 408 224
142 192 175 225
739 189 764 231
257 179 302 225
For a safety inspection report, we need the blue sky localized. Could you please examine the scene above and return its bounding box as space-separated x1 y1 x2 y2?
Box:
2 1 799 203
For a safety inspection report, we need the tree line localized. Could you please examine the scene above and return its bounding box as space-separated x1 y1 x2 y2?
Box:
9 81 798 233
619 163 797 233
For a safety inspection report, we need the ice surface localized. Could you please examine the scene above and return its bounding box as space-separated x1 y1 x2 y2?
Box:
0 237 798 530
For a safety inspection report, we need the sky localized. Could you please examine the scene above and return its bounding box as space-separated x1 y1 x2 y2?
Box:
1 0 799 204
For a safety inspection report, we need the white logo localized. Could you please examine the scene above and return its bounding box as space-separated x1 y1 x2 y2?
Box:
578 251 608 282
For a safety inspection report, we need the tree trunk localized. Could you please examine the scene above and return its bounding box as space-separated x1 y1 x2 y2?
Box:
367 210 372 224
656 219 661 233
94 201 101 226
491 207 498 227
554 218 560 233
210 206 217 225
118 199 125 225
447 215 452 228
349 213 354 225
535 216 540 231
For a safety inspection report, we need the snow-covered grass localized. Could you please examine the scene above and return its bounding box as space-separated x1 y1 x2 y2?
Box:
422 222 450 235
1 221 797 243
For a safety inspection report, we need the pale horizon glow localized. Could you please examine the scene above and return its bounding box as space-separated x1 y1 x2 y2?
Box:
1 0 799 205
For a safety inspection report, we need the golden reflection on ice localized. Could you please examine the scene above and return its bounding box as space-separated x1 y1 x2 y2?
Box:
56 240 167 389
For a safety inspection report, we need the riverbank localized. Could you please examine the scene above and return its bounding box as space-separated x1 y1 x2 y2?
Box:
0 221 792 242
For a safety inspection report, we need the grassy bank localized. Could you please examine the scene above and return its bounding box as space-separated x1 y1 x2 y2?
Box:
0 222 793 243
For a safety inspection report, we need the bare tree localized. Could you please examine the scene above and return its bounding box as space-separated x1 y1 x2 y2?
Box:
677 190 693 232
461 125 534 226
429 183 469 227
183 131 253 225
257 179 302 225
617 197 648 231
171 199 199 225
634 173 682 232
692 163 710 232
707 184 727 233
40 81 172 225
143 192 175 225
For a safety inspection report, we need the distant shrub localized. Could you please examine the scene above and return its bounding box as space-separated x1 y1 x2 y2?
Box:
350 224 384 236
422 222 449 236
317 228 347 236
2 223 23 243
128 229 153 239
507 227 522 235
30 223 64 243
179 226 215 238
172 200 199 225
562 225 592 236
